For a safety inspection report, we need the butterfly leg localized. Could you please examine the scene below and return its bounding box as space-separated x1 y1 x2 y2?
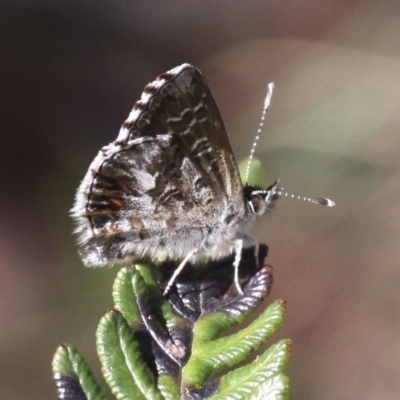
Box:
233 239 244 295
254 242 260 268
163 248 199 295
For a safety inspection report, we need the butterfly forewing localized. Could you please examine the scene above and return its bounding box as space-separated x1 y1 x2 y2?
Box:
122 65 243 205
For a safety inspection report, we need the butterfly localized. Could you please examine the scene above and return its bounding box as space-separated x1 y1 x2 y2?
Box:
71 63 332 294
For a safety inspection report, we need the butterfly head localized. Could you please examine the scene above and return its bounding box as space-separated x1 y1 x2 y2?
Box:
244 180 281 217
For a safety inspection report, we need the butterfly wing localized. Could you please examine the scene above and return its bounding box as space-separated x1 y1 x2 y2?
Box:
119 64 243 202
72 64 246 266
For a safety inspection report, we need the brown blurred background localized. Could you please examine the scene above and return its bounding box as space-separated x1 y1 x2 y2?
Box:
1 1 400 399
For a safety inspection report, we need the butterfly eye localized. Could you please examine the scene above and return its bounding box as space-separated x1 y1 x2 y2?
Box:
249 195 267 216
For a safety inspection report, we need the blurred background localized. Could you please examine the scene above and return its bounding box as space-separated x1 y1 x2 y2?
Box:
1 1 400 399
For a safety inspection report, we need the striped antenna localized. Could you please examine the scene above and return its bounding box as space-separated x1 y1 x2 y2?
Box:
245 82 275 185
278 187 335 207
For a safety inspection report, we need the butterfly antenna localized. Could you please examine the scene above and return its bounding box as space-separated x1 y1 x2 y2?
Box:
245 82 275 185
278 187 335 207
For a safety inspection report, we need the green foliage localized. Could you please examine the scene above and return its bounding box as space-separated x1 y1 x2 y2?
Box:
52 344 107 400
238 157 264 186
52 248 290 399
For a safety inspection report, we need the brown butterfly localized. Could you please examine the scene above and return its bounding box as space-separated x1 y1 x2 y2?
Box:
71 64 333 293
